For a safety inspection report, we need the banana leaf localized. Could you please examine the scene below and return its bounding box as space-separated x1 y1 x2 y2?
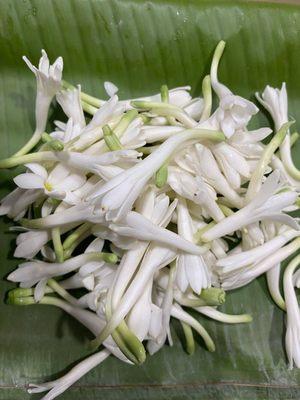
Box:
0 0 300 399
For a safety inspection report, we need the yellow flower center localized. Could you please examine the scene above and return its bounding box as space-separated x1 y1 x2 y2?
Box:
44 182 53 192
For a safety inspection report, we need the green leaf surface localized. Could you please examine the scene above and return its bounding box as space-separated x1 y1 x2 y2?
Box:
0 0 300 399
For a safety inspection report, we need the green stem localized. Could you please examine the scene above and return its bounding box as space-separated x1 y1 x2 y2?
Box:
200 75 212 122
63 223 92 251
41 133 64 151
62 80 103 108
155 162 168 188
63 229 91 259
81 100 98 115
180 321 195 355
245 121 293 202
47 278 80 306
194 221 215 244
103 125 123 150
114 109 138 138
52 227 64 263
0 151 57 169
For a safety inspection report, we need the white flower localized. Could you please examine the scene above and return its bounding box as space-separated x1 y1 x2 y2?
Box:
87 128 223 220
217 229 299 275
14 163 86 204
256 83 300 181
212 142 250 189
23 50 63 133
229 127 272 159
221 237 300 290
14 229 50 259
176 198 211 294
28 350 110 400
141 125 182 143
7 252 114 285
167 167 225 222
56 86 86 128
0 187 41 220
70 95 125 151
50 118 82 143
256 84 287 131
109 198 208 255
91 243 177 348
210 41 258 138
214 95 258 139
185 144 243 208
202 171 299 242
56 149 141 176
283 254 300 369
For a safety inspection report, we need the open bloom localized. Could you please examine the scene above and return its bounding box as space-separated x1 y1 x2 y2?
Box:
176 198 211 294
87 128 224 220
14 163 86 204
283 255 300 369
210 41 258 138
202 171 299 242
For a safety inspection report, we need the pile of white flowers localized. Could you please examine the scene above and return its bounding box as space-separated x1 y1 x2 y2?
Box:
1 41 300 400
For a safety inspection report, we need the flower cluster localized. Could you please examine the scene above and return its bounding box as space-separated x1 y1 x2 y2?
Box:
1 42 300 400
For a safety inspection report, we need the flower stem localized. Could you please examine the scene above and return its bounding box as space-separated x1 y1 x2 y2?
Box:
103 125 123 150
114 109 138 138
81 100 98 115
47 278 81 307
41 132 64 151
155 162 168 188
180 321 195 355
195 306 252 323
12 130 42 157
62 80 103 108
245 121 293 202
52 227 64 263
200 75 212 121
0 151 57 169
131 101 197 128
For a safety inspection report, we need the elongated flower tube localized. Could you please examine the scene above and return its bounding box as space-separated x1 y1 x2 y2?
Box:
195 306 252 324
202 171 299 242
28 350 110 400
210 41 258 138
222 237 300 290
87 128 225 220
216 229 299 274
90 243 177 349
12 51 63 157
256 83 300 181
171 303 215 352
131 101 197 128
212 142 250 189
176 198 211 294
109 210 208 255
283 254 300 369
245 121 293 202
7 252 117 285
190 144 244 208
266 263 286 311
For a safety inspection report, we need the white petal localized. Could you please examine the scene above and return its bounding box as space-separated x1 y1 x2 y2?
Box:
25 163 48 179
13 173 44 189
